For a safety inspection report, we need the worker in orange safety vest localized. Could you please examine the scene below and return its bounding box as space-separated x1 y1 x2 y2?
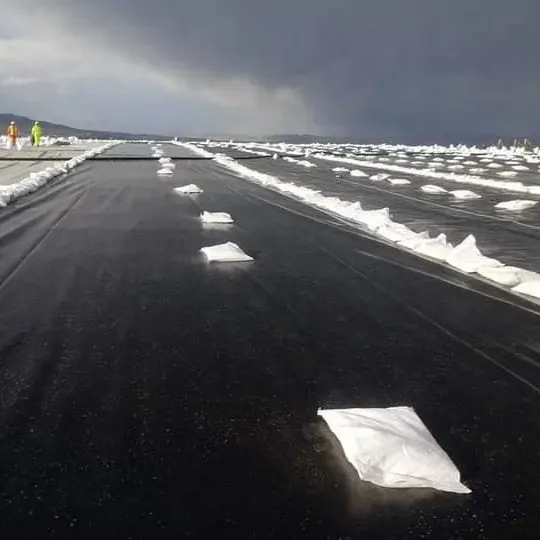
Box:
7 121 19 148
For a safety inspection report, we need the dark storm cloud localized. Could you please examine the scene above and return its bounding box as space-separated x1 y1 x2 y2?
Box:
21 0 540 141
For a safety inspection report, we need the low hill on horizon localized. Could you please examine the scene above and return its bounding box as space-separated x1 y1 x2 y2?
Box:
0 114 172 141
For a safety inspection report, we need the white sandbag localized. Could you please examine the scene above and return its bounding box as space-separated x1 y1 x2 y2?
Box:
200 241 253 262
157 168 174 176
350 169 368 177
449 190 481 200
497 171 518 177
370 173 390 181
174 184 203 194
318 407 471 494
495 200 538 211
445 235 502 274
512 280 540 300
421 185 447 194
200 211 234 224
333 167 349 172
487 162 503 169
388 178 411 185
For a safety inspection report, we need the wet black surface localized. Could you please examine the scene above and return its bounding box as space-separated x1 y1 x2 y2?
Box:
1 144 540 539
205 145 540 273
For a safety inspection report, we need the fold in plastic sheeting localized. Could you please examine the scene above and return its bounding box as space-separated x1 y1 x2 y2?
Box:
200 242 253 262
318 407 471 494
174 184 203 194
200 211 234 224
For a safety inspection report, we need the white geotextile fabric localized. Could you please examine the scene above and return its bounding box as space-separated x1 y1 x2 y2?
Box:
200 211 234 224
200 241 253 262
445 235 502 274
318 407 471 494
174 184 203 194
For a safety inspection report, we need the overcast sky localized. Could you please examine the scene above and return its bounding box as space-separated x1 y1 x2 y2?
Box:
1 1 539 141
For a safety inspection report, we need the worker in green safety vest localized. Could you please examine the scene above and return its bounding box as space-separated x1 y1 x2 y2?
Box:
31 121 42 146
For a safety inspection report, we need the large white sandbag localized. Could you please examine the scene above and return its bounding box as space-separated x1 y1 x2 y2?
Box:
174 184 203 194
421 185 447 194
495 200 538 211
388 178 411 185
200 211 234 224
318 407 471 494
350 169 368 177
449 190 481 200
200 242 253 262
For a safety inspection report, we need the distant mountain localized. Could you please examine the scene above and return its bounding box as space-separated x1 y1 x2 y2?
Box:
0 114 172 140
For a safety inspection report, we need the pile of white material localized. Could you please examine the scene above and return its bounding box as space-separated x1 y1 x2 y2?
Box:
174 142 540 302
318 407 471 494
200 241 253 262
495 199 538 211
446 235 501 273
200 211 234 224
0 141 119 207
174 184 203 194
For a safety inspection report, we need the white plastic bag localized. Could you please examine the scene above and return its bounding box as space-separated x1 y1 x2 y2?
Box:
318 406 471 494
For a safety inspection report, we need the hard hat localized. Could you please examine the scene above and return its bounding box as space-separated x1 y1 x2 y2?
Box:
10 121 14 125
34 121 39 124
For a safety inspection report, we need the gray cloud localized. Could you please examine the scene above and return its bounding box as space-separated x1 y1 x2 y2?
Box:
7 0 540 141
